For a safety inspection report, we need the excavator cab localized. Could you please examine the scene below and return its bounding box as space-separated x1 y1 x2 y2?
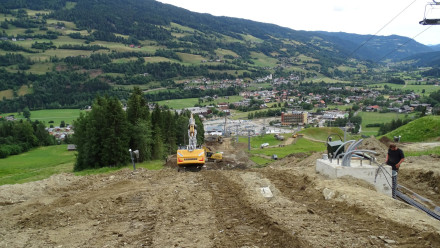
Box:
420 0 440 25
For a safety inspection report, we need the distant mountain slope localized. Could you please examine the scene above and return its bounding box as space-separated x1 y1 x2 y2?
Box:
315 31 433 61
0 0 432 63
385 116 440 142
48 0 431 62
429 44 440 51
402 51 440 67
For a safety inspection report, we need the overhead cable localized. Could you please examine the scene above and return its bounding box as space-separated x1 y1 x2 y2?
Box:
347 0 418 58
376 25 433 62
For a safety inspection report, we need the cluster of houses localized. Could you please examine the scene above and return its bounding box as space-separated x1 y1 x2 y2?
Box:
0 115 74 140
183 78 248 91
0 37 32 42
365 103 432 114
0 115 16 121
45 126 74 140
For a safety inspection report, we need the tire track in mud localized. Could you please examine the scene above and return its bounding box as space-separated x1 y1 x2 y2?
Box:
260 169 440 247
202 170 309 248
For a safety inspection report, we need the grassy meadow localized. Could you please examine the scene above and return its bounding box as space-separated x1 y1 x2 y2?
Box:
0 145 75 185
358 112 415 135
384 115 440 142
4 109 83 127
249 138 325 164
238 134 283 149
0 144 164 186
157 95 243 109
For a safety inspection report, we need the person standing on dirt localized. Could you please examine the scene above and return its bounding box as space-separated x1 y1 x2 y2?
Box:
386 143 405 172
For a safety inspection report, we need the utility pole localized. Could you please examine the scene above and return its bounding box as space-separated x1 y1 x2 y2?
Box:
248 130 251 151
224 115 227 137
233 124 239 142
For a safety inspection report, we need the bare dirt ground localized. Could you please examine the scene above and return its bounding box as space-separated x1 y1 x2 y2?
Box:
1 138 440 247
400 142 440 152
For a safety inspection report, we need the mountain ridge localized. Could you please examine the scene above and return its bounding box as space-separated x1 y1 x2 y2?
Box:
0 0 439 113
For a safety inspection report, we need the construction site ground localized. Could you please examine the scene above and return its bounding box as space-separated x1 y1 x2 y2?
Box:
1 138 440 247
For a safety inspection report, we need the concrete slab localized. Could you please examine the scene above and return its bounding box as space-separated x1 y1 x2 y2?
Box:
316 158 392 197
260 187 273 199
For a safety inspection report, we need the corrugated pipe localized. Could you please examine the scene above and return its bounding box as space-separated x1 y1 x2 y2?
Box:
396 191 440 221
375 163 440 221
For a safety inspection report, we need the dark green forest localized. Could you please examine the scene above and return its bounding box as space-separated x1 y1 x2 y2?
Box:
0 118 55 158
73 88 204 171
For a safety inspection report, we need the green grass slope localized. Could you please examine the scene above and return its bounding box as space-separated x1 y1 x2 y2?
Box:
385 116 440 142
0 145 75 185
0 144 164 185
249 138 325 160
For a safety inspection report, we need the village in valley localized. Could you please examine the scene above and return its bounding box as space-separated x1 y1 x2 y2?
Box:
2 72 435 142
169 73 435 136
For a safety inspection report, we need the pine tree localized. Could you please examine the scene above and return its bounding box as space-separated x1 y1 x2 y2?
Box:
175 114 189 147
132 119 153 162
151 125 164 160
127 87 151 161
194 114 204 146
73 96 130 171
163 110 177 154
127 87 148 124
100 97 130 167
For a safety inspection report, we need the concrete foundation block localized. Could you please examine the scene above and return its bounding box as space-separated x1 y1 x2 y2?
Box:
316 159 392 197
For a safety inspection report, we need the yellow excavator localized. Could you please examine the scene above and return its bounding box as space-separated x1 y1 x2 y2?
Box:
176 114 206 169
204 146 223 162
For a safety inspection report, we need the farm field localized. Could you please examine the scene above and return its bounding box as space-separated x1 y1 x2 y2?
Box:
5 109 83 127
371 83 440 95
157 95 243 109
231 107 283 120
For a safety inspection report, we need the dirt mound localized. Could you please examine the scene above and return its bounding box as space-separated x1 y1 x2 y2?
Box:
379 136 392 146
399 163 440 206
295 152 322 167
359 137 389 160
0 173 81 205
165 154 177 168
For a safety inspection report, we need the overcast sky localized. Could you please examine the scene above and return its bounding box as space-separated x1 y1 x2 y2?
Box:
157 0 440 45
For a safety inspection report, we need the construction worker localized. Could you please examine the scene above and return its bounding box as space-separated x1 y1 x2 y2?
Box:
386 143 405 172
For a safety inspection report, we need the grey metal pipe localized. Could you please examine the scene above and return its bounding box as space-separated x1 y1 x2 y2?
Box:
341 149 377 167
332 140 356 160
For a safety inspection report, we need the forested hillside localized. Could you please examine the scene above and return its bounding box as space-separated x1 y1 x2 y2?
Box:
0 0 438 112
402 51 440 67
